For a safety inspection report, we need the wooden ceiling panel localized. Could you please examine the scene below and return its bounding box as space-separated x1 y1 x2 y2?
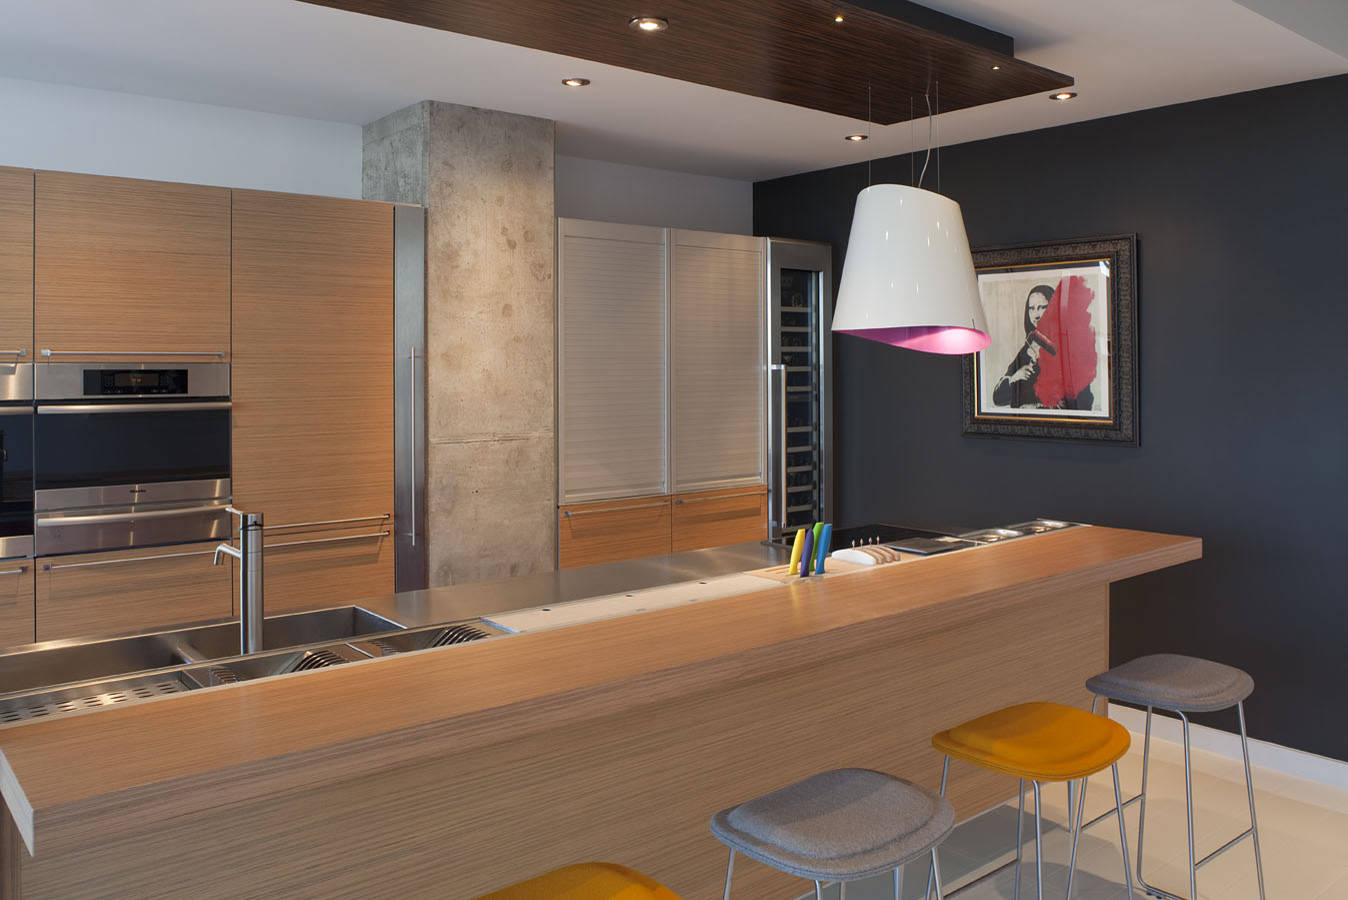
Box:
299 0 1073 124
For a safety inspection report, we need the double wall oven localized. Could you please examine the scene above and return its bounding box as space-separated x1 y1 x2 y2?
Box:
34 362 232 556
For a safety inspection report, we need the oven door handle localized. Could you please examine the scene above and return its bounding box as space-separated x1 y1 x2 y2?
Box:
36 502 232 527
37 401 232 415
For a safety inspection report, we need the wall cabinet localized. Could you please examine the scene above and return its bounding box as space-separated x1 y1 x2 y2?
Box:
230 190 395 612
559 496 672 569
34 171 231 362
35 541 232 643
0 167 33 360
0 561 35 649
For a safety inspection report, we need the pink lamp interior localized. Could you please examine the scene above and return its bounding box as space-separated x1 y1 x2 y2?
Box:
836 325 990 355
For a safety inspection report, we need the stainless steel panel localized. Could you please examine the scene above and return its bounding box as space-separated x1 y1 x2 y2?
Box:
36 361 230 401
0 363 34 402
35 499 232 556
765 238 833 539
0 536 33 560
393 204 427 592
35 478 231 512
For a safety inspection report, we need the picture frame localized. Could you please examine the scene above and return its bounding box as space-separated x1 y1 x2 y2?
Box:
962 234 1138 444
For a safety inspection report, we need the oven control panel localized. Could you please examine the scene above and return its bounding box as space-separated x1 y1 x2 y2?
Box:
84 369 189 396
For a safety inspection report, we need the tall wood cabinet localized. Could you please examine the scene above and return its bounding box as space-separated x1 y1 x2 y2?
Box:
230 190 395 612
557 219 767 568
0 167 34 359
34 171 230 362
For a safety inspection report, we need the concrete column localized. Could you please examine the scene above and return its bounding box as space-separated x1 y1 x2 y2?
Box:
364 101 557 585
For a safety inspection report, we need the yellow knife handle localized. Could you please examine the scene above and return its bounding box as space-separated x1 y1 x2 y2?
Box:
788 528 808 573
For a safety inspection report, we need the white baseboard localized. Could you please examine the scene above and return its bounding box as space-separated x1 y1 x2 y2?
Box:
1108 704 1348 795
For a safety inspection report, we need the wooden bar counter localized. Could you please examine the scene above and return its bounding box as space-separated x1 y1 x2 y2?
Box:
0 526 1199 898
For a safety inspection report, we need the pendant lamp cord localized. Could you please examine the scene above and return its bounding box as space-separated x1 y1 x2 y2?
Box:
867 84 873 187
917 91 933 188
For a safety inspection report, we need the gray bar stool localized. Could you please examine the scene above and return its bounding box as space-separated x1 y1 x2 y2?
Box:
710 767 955 899
1086 653 1266 900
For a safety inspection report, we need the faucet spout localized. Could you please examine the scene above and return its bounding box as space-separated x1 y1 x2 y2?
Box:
224 509 265 655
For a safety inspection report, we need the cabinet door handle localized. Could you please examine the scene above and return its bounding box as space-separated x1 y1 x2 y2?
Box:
264 514 390 531
0 566 28 576
410 347 417 547
39 349 227 359
675 491 764 504
0 349 26 357
265 531 391 550
563 500 667 517
43 549 216 571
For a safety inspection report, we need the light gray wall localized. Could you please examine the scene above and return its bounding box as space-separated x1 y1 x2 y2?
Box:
365 101 557 586
555 155 753 234
0 76 362 197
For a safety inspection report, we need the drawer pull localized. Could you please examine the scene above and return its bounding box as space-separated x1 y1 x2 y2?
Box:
0 349 26 357
264 514 390 531
39 349 227 359
266 530 391 550
0 566 28 576
674 491 764 505
43 549 217 571
563 501 667 517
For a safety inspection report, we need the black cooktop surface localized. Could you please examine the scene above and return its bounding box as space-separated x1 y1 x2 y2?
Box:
773 522 952 553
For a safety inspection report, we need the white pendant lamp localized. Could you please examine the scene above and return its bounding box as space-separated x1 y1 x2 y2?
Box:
832 183 990 355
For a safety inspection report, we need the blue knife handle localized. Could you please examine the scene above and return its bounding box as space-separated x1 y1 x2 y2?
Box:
814 524 832 574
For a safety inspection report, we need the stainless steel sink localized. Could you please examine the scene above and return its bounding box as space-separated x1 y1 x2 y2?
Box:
0 606 405 698
174 606 405 660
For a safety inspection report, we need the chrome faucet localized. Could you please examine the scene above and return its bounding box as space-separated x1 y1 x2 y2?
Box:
215 507 264 655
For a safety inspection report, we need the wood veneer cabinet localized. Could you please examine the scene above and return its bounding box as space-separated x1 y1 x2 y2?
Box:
0 167 33 359
671 485 767 552
559 495 672 568
0 561 35 650
34 172 230 362
230 190 394 612
34 542 231 643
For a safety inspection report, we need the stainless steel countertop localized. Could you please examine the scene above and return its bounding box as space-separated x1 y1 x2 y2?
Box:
360 541 791 628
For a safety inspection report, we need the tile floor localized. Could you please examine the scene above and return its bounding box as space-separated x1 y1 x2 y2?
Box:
807 733 1348 899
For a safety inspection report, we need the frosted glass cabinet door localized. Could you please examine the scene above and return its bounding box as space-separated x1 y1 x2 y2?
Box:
670 230 766 492
558 219 668 503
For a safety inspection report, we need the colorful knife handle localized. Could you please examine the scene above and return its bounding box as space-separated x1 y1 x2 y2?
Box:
814 524 832 574
788 528 807 573
812 522 824 548
799 528 814 576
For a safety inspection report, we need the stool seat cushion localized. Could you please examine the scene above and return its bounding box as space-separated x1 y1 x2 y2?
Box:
1086 653 1254 713
932 702 1130 782
478 862 679 900
710 768 954 881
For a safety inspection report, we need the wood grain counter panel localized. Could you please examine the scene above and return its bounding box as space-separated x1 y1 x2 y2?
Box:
671 485 767 552
559 495 672 568
0 526 1199 877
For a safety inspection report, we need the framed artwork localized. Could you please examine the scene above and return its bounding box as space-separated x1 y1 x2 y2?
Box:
962 234 1138 444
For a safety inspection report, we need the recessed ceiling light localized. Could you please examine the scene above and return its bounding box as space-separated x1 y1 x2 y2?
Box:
629 16 669 32
562 77 591 87
834 15 844 23
991 64 1001 71
1051 91 1078 101
845 133 869 142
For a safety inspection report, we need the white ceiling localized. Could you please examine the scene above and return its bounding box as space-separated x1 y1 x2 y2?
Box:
0 0 1343 181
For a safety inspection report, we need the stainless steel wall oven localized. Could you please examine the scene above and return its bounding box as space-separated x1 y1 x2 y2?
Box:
34 362 231 556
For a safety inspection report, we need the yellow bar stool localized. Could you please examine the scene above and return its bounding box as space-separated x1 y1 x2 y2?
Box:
477 862 680 900
925 702 1135 900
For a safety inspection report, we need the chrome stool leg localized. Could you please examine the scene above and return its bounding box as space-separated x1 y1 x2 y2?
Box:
1239 702 1267 900
893 864 902 900
814 881 824 900
1112 762 1136 899
925 756 950 900
1065 776 1088 898
1031 780 1044 900
1180 712 1197 900
722 848 734 900
1014 778 1024 900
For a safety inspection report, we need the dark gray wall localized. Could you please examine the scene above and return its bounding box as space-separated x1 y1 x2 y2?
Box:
753 74 1348 758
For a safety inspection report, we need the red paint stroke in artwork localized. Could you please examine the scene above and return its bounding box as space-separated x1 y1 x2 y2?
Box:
1033 275 1097 407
